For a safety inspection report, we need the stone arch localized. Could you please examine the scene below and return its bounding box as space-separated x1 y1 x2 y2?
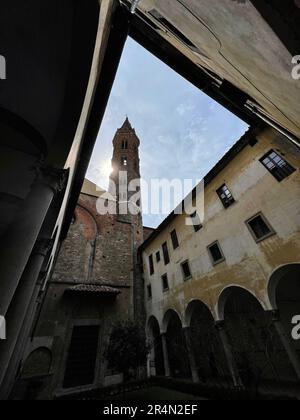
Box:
268 263 300 309
217 285 267 321
163 309 190 379
267 263 300 384
185 300 230 385
218 286 298 392
162 308 182 334
185 299 214 327
146 316 164 376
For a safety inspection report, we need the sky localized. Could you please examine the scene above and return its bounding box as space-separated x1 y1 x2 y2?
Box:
87 37 248 228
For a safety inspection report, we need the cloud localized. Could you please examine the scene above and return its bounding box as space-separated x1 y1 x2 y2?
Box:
87 38 248 228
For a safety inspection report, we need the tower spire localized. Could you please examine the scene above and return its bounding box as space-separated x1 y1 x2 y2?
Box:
120 116 133 131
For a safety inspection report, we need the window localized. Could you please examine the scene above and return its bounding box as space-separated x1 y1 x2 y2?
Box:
260 150 296 182
190 211 203 232
121 156 128 166
122 140 128 150
181 260 192 281
156 251 161 263
162 274 169 292
162 242 170 265
208 241 225 265
216 184 235 208
246 213 275 243
149 254 154 275
171 229 179 249
147 285 152 300
63 326 99 389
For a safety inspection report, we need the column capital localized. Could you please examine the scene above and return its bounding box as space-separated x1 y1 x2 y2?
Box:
36 165 68 194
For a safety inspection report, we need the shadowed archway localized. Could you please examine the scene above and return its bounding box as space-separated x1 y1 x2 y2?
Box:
185 300 230 385
218 286 296 393
163 309 190 379
147 316 165 376
268 264 300 384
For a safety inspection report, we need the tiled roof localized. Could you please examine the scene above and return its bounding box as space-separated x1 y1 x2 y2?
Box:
66 284 121 295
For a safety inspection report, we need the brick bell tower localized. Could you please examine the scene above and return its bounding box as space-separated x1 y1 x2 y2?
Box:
109 117 142 224
109 118 145 323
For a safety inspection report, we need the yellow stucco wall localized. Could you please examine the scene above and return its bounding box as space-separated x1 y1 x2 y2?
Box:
142 128 300 331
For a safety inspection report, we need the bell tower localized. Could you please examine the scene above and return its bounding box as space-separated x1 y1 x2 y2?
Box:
109 118 142 223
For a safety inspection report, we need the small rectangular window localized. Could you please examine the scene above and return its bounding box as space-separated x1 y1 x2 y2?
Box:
208 241 225 265
147 285 152 300
162 242 170 265
162 274 169 292
149 254 154 276
181 260 192 281
217 184 235 209
260 150 296 182
156 251 161 263
246 213 275 243
171 229 179 250
190 211 203 232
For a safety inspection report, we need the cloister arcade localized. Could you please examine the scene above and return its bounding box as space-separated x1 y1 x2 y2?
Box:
147 264 300 396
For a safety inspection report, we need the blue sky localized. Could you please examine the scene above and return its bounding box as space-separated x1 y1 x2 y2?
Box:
87 37 248 228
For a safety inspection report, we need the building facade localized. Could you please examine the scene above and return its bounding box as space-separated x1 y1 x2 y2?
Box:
11 119 152 400
141 126 300 397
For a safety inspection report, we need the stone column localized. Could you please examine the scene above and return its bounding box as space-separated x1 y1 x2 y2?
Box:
183 327 200 383
0 166 67 317
0 238 54 395
161 333 171 377
270 309 300 381
215 321 243 388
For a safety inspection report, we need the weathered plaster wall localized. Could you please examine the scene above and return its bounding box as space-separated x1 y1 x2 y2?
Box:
143 127 300 328
138 0 300 138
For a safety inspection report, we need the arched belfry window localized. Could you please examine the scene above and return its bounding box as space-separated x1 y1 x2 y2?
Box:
122 140 128 150
121 156 128 166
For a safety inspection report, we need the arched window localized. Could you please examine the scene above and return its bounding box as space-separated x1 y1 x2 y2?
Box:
121 156 128 166
122 140 128 150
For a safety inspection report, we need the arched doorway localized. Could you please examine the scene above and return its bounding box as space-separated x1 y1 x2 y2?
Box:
268 264 300 383
218 286 290 393
185 300 230 386
147 316 165 376
163 310 190 379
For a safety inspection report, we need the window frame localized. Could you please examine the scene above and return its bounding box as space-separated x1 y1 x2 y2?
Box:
156 251 161 263
181 260 192 281
149 254 154 276
161 274 169 292
147 284 152 300
170 229 179 250
162 242 170 265
245 212 276 243
207 241 225 266
260 149 296 182
216 184 235 209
